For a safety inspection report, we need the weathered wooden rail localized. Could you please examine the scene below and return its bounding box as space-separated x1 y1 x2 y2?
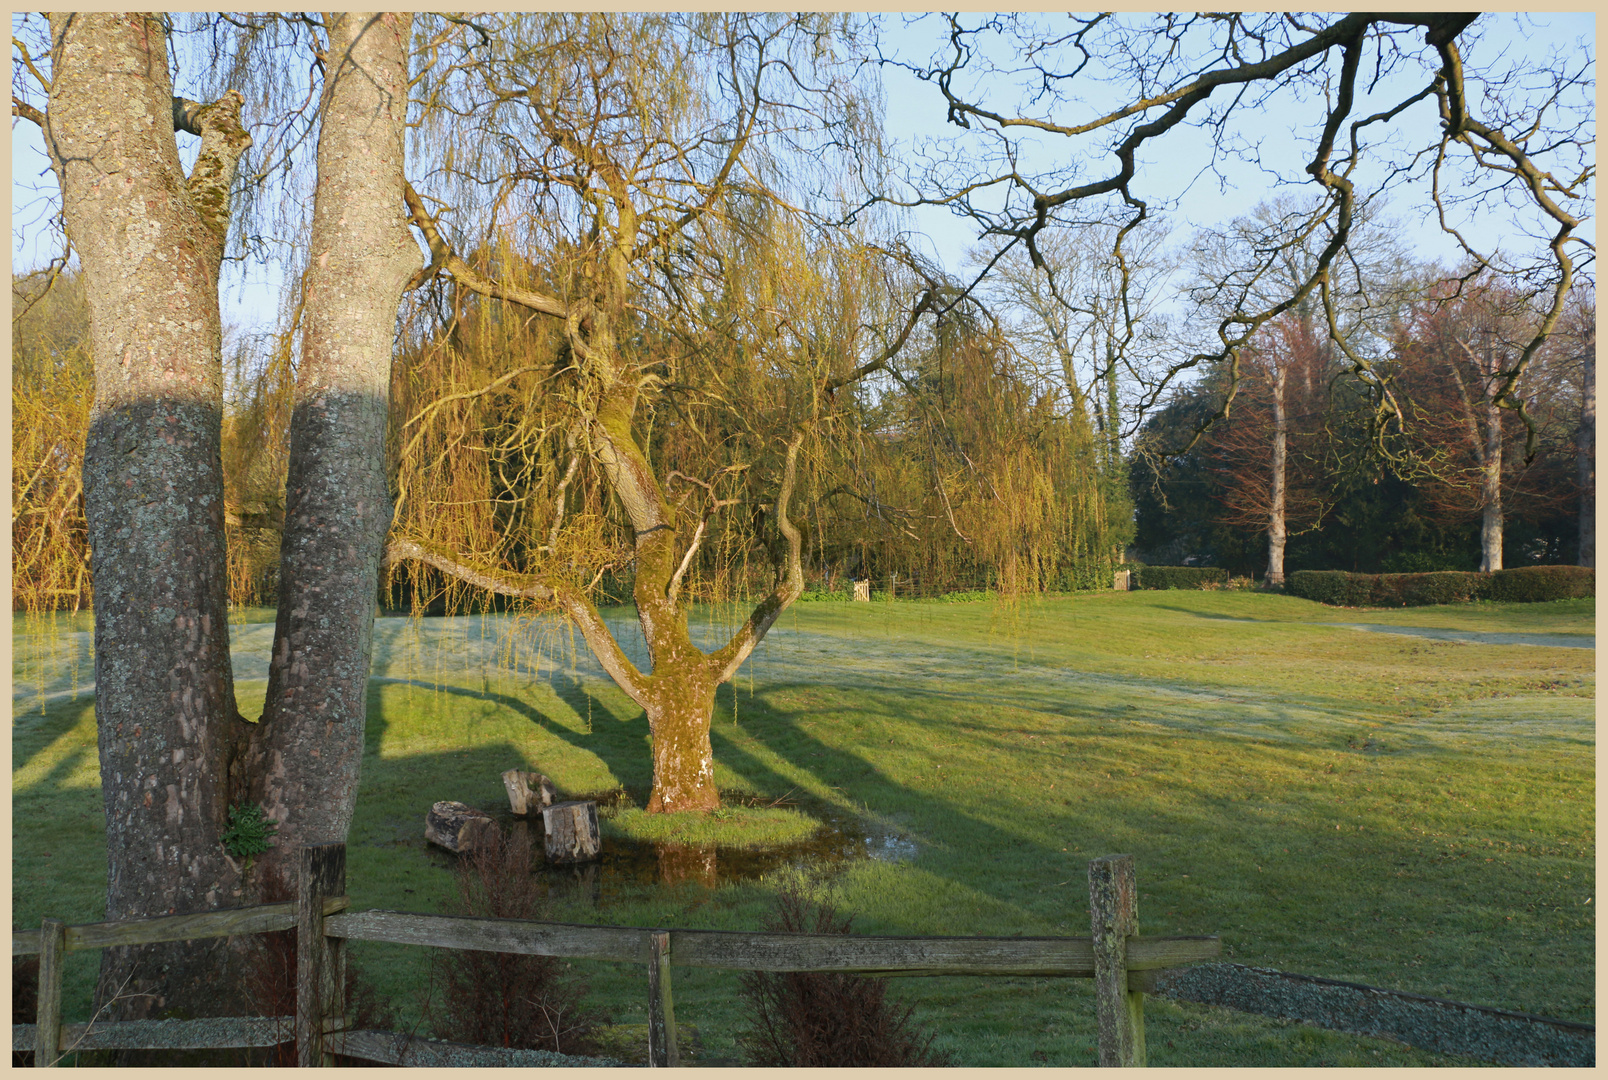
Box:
14 846 1216 1067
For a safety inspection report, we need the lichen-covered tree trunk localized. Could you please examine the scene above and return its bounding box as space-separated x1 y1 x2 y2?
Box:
643 665 721 814
242 12 416 889
46 12 252 1018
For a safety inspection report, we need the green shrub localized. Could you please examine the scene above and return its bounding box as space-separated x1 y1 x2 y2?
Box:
1049 559 1118 592
934 589 994 603
1289 565 1592 607
1370 571 1489 607
1131 565 1229 590
1286 570 1374 606
795 587 852 602
1379 551 1475 574
1488 565 1595 602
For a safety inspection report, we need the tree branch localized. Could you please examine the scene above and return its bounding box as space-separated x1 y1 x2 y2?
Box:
401 180 570 319
384 538 651 706
11 94 44 127
708 429 807 684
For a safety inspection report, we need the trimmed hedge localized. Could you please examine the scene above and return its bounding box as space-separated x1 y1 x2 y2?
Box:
1287 565 1594 607
1487 565 1595 603
1132 565 1229 590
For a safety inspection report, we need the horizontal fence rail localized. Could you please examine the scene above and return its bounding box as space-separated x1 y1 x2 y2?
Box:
15 847 1206 1067
324 908 1220 979
12 898 349 957
14 1017 289 1053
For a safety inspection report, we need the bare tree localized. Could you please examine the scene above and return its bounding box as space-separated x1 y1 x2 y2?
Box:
1181 196 1407 583
876 14 1593 454
1393 278 1570 572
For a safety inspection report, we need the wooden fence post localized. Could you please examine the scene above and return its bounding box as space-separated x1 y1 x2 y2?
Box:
1089 854 1145 1067
646 931 678 1067
34 919 64 1068
297 843 347 1067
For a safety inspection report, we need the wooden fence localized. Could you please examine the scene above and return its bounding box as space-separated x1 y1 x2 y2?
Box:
13 845 1218 1067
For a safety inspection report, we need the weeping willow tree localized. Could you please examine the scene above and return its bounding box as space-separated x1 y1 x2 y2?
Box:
384 12 941 812
12 268 296 615
797 292 1124 596
12 270 95 614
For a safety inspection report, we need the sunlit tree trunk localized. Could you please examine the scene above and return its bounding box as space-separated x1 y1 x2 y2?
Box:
46 12 252 1019
241 12 416 888
1266 366 1289 586
1478 350 1504 573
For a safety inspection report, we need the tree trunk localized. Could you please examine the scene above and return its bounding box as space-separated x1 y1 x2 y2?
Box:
241 12 416 889
643 665 721 814
47 12 253 1020
1266 368 1289 586
1578 331 1594 568
1479 370 1504 573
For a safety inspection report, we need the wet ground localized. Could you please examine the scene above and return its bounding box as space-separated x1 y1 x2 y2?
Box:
420 789 919 903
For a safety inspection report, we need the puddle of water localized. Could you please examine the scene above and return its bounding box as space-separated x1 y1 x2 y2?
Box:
416 789 918 903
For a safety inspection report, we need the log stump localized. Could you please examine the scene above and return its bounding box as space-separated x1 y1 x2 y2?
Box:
541 800 601 864
501 768 557 816
425 800 499 855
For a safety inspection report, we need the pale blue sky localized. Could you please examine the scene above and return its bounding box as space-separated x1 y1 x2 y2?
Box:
12 13 1594 331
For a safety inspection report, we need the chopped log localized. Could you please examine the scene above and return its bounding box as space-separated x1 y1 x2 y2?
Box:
541 801 601 864
425 801 499 855
500 769 556 816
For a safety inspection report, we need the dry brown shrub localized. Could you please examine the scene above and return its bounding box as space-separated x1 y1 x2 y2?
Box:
428 827 607 1056
738 884 950 1067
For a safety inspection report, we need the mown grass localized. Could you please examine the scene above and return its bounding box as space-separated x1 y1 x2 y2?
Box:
12 591 1593 1066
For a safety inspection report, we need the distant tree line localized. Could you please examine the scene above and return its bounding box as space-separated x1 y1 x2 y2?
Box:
1131 270 1593 577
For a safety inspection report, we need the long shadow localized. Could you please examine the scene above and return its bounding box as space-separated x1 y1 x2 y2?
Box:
368 672 652 796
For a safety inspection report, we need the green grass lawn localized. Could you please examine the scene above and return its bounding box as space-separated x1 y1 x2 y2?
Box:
12 591 1594 1066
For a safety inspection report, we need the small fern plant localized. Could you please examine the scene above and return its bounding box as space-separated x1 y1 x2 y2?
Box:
221 802 279 866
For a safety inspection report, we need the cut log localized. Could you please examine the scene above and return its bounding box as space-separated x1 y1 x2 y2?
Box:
425 801 499 855
541 801 601 865
501 769 557 816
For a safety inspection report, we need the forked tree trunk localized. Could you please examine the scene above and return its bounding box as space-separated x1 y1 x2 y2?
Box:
47 12 254 1019
241 12 416 890
391 168 927 813
46 10 415 1021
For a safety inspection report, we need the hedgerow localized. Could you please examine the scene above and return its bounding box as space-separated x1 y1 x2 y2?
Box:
1287 566 1593 607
